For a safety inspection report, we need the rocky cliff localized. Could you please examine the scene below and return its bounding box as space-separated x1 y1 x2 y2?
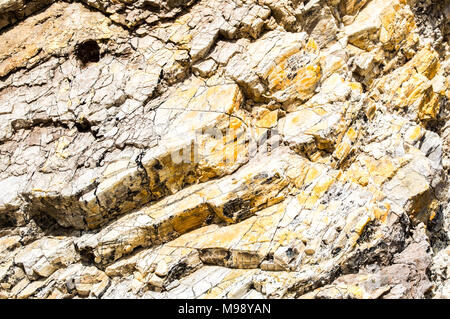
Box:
0 0 449 299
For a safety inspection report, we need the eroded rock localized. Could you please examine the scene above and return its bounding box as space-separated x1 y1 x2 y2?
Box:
0 0 448 300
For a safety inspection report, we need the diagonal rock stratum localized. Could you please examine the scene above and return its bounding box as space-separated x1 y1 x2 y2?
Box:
0 0 449 299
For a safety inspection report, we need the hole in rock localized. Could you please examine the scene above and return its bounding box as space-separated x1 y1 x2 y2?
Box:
75 40 100 65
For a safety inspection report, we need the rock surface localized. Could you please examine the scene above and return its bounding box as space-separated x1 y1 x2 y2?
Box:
0 0 449 299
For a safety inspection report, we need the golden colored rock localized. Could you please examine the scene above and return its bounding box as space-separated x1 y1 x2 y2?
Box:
374 46 444 121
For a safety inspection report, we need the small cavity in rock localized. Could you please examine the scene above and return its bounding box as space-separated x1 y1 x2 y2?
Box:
75 40 100 65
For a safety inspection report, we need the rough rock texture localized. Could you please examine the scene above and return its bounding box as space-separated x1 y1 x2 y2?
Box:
0 0 448 299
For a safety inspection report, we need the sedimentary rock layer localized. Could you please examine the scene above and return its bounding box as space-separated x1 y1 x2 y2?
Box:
0 0 448 299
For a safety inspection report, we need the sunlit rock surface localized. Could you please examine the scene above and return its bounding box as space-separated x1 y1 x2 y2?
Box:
0 0 449 299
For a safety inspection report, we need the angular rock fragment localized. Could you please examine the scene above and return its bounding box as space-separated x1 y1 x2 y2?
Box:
344 0 417 51
373 46 445 122
226 31 321 103
14 237 79 279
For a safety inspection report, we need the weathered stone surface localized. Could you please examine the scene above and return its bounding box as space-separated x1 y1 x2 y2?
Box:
430 245 450 298
300 224 433 299
344 0 417 52
0 2 128 78
376 47 445 122
14 236 79 279
75 148 299 264
0 0 448 300
0 0 54 30
0 72 247 229
226 31 321 103
79 0 197 28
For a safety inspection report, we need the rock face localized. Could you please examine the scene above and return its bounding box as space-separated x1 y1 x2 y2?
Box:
0 0 448 299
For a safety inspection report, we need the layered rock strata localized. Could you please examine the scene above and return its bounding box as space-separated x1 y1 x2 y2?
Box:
0 0 449 299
